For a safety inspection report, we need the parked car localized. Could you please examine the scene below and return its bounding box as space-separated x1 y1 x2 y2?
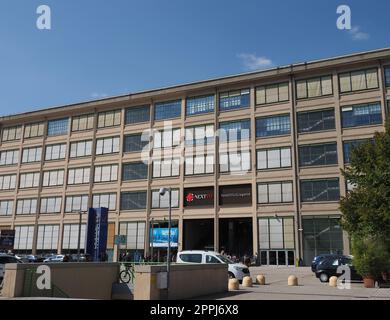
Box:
0 255 23 280
18 254 45 263
311 254 344 272
315 255 361 283
43 254 65 263
176 250 250 281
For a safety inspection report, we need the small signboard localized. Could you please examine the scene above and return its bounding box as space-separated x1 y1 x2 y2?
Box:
0 230 15 250
86 207 109 262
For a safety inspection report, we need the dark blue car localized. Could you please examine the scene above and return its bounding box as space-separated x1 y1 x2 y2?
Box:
311 254 344 272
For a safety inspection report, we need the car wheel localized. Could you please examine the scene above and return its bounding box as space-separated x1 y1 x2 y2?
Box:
228 272 235 279
319 273 329 283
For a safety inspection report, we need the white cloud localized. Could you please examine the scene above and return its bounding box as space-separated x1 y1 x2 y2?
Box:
237 53 273 71
90 92 108 99
349 26 370 41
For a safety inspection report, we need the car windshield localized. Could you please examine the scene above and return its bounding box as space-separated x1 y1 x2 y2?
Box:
216 255 234 264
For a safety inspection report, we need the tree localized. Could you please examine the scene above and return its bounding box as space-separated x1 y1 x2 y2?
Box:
340 120 390 239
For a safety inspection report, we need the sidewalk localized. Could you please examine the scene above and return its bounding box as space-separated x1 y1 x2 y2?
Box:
201 266 390 300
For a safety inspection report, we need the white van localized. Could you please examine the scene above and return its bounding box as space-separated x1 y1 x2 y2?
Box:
176 250 250 281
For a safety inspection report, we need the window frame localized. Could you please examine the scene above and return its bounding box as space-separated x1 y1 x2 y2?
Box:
256 82 290 106
298 142 338 167
296 75 333 100
255 114 291 138
45 143 67 161
71 113 95 132
300 178 340 203
125 105 150 125
256 147 292 170
339 68 379 94
47 118 69 136
97 109 122 129
154 100 182 121
257 181 294 204
219 88 250 112
186 95 215 116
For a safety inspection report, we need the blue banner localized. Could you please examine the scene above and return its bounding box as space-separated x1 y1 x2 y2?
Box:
150 228 178 247
0 230 15 250
86 208 108 261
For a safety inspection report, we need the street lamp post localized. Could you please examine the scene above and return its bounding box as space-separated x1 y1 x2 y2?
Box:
73 210 87 262
159 187 171 299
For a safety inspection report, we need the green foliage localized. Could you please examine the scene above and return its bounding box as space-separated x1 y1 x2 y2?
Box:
351 236 390 278
340 119 390 276
340 119 390 238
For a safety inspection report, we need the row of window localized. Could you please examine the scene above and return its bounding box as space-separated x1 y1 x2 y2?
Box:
1 100 385 154
3 66 389 143
0 138 371 191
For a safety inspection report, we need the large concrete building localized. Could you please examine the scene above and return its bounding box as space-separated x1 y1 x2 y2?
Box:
1 48 390 266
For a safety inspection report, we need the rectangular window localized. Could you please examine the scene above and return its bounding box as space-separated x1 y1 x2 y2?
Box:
220 150 251 173
339 68 379 93
19 172 40 189
154 100 181 120
45 143 66 161
62 224 86 250
257 147 291 170
122 162 148 181
185 153 214 176
68 167 90 185
185 124 214 146
257 182 293 204
72 114 94 132
97 110 121 128
2 126 22 142
256 115 291 137
65 195 89 213
16 199 37 215
296 75 333 99
258 217 295 250
94 164 118 182
47 118 69 136
92 193 117 211
22 146 42 163
125 105 150 124
256 82 289 105
343 139 370 164
24 122 45 139
120 191 147 210
40 197 62 214
42 170 64 187
385 67 390 87
219 120 250 142
14 226 34 251
186 95 215 116
153 157 180 178
299 143 338 167
70 140 92 158
124 133 148 153
96 136 120 155
341 102 382 128
300 179 340 202
153 128 181 149
37 225 59 251
297 109 335 133
219 89 250 111
0 174 16 190
0 149 19 166
0 200 14 216
119 222 145 251
151 189 179 208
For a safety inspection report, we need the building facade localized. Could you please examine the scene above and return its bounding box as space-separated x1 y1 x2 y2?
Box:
1 48 390 265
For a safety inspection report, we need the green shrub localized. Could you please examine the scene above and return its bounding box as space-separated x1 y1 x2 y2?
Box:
352 236 390 278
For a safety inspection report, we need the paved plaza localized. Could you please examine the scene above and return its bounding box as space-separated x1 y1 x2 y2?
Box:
201 267 390 300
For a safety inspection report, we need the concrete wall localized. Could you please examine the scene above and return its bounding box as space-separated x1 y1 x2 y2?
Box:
134 264 228 300
2 262 119 299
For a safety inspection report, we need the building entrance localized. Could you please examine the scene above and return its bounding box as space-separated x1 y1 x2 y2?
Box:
183 219 214 251
219 218 253 262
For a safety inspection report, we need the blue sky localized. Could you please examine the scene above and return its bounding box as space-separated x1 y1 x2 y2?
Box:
0 0 389 116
